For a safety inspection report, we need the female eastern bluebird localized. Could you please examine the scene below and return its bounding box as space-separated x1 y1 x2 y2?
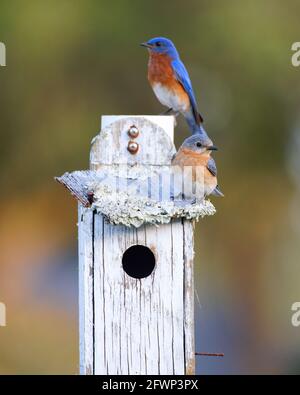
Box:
141 37 205 135
171 135 223 198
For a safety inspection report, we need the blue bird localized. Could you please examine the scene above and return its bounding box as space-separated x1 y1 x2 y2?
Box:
141 36 205 135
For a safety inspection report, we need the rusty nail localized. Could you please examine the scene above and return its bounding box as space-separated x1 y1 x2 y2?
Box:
87 191 94 204
128 125 139 138
127 140 139 154
195 352 224 357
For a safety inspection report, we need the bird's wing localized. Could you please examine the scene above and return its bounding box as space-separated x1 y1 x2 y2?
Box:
207 157 217 177
171 59 203 123
211 185 224 197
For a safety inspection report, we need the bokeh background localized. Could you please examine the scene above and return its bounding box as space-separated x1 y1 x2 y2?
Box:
0 0 300 374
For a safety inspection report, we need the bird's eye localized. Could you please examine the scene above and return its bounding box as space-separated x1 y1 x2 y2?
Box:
196 142 202 148
156 42 161 47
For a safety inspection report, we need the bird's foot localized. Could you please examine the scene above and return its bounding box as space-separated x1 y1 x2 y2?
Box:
160 108 174 115
160 108 179 116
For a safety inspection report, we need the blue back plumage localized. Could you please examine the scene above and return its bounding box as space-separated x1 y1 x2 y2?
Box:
171 59 202 127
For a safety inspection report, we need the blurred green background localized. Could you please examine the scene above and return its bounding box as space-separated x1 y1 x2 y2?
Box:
0 0 300 374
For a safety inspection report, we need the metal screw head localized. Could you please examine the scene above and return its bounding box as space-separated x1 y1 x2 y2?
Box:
128 125 139 138
127 141 139 154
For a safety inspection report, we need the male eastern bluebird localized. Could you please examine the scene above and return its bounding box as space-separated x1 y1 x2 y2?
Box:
172 135 223 198
141 36 205 135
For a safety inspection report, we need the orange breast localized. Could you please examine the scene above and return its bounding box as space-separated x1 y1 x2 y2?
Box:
148 52 175 84
148 52 190 110
172 148 211 183
172 148 209 167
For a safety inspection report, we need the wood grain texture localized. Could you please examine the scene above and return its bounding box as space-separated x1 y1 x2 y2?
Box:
100 115 174 140
183 220 195 375
92 218 193 374
56 171 101 207
78 205 94 374
90 116 176 168
77 116 195 375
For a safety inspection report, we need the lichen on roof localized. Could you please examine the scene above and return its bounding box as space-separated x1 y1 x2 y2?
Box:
90 183 216 228
56 168 216 228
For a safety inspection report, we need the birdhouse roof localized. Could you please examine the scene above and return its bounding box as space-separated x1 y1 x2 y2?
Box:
55 116 216 227
56 168 215 227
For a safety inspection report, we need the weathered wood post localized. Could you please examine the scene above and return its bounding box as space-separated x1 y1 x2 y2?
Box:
56 115 215 375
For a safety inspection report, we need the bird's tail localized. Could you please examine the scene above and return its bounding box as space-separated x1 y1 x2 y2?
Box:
211 185 224 197
185 109 204 134
194 109 204 124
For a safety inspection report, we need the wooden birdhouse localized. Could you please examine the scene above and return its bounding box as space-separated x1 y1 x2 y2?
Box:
56 115 215 375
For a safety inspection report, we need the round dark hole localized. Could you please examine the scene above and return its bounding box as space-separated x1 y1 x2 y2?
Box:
122 245 155 279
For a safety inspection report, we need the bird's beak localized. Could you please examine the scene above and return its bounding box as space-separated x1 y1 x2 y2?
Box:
208 145 218 151
140 42 152 49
